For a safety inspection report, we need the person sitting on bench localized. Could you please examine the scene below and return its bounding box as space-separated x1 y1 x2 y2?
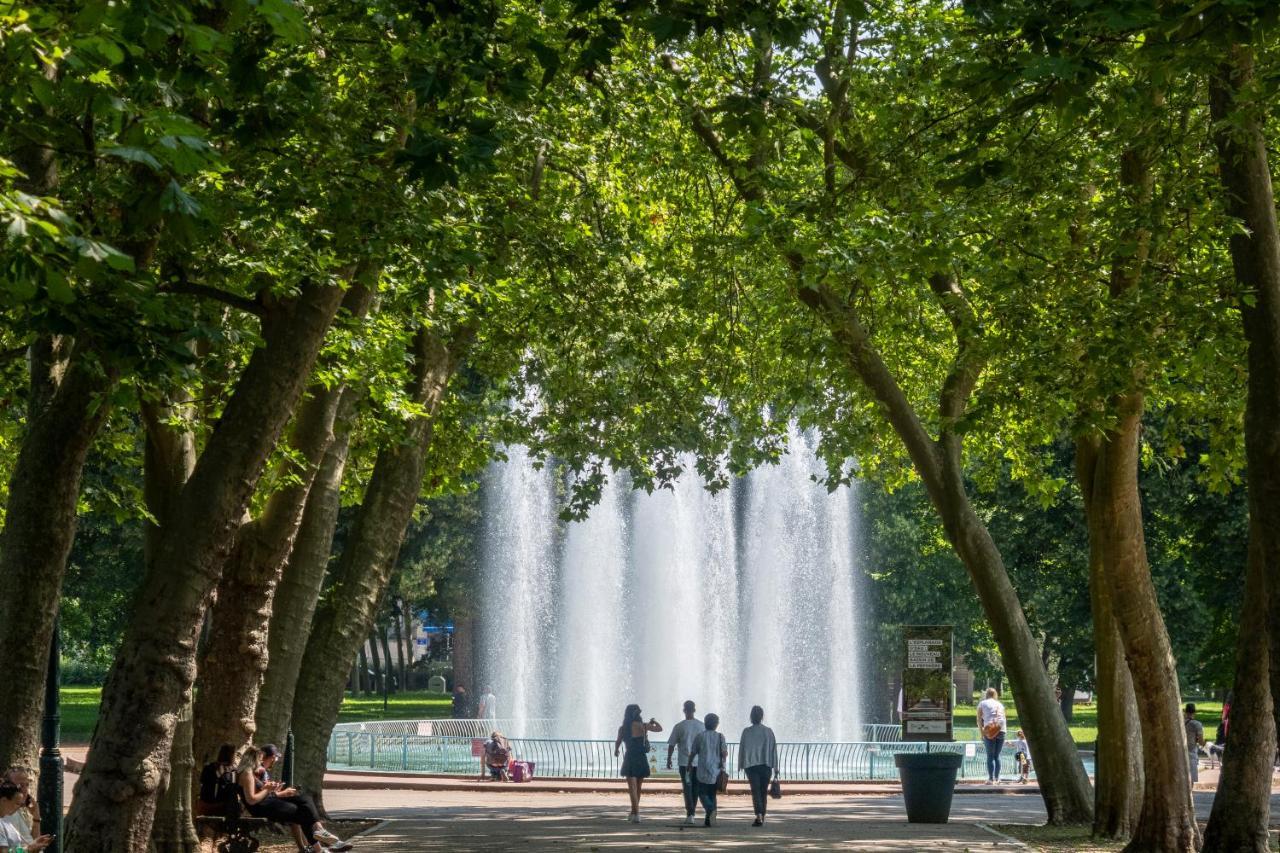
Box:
237 746 352 851
485 731 512 781
198 744 241 818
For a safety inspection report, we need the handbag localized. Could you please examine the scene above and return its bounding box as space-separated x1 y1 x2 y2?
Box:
769 771 782 800
716 769 729 793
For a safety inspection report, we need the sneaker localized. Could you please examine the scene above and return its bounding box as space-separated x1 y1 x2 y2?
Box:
628 813 639 824
315 829 339 843
329 843 354 852
752 817 763 827
683 815 696 826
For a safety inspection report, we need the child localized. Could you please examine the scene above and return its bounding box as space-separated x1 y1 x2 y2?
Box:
1013 730 1031 783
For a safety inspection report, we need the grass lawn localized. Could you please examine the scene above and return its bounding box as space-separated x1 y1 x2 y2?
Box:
58 687 454 744
954 700 1223 748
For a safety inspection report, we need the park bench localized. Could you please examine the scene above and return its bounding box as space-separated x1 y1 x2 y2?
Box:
194 815 270 853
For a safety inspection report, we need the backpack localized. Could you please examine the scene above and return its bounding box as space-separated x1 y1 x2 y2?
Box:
488 740 511 766
199 762 241 819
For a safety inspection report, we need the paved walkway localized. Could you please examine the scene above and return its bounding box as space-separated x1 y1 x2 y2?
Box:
329 791 1028 851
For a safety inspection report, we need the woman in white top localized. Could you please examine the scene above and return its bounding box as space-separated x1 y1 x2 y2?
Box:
977 687 1007 784
0 781 52 851
687 713 727 827
738 706 779 826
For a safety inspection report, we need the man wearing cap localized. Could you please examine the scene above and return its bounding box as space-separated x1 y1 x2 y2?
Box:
258 744 353 850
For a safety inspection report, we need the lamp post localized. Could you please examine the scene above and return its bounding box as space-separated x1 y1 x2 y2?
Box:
38 614 63 853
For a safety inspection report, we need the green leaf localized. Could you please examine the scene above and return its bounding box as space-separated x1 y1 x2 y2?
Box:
103 147 162 170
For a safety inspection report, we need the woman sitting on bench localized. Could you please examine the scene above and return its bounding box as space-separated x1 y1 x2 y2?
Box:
236 746 352 851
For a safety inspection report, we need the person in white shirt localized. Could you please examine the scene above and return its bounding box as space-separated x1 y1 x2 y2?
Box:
0 781 52 851
977 687 1007 784
0 769 37 846
665 700 705 826
1012 729 1031 783
478 687 498 721
687 714 727 827
738 706 779 826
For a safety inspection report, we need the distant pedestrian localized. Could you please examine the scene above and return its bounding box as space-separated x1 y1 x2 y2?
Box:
666 700 705 826
1185 703 1205 783
1012 729 1031 783
614 704 663 823
688 713 727 827
978 687 1007 784
452 685 470 718
738 706 779 826
478 686 497 720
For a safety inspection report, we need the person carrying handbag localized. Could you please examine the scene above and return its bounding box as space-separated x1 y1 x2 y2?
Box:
687 713 728 827
738 706 780 826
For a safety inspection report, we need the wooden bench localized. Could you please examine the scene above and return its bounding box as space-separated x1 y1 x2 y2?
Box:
194 816 270 853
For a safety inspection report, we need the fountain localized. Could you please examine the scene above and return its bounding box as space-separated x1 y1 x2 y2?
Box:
477 427 863 742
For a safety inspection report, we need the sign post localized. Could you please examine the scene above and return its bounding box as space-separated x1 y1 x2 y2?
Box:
901 625 953 742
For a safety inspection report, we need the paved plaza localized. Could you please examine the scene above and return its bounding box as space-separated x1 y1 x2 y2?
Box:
328 790 1030 850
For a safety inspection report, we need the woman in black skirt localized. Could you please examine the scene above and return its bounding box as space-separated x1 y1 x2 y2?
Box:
614 703 663 823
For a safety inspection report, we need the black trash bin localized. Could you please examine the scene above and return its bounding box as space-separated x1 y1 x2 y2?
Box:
894 751 963 823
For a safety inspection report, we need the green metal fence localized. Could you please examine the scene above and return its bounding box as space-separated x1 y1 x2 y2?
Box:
325 728 1031 782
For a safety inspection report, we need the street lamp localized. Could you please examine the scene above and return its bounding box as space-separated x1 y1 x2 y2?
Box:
38 614 63 853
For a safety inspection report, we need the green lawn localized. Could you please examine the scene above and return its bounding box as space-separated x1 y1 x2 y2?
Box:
953 700 1222 748
58 687 454 744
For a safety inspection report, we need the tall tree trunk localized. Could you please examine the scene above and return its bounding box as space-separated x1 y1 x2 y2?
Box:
379 624 396 694
1202 43 1280 853
0 341 114 773
64 283 344 852
1058 679 1075 723
367 633 383 696
190 385 349 767
1092 406 1198 853
254 426 354 745
398 603 411 691
193 281 370 766
1079 436 1143 841
141 397 200 853
797 280 1095 825
452 613 475 697
357 647 369 696
290 323 468 811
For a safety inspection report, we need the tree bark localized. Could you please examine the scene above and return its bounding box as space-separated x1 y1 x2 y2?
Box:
0 340 114 774
63 283 345 852
254 425 355 745
797 280 1095 825
357 646 369 696
452 613 475 695
140 397 200 853
1201 43 1280 853
1079 436 1143 841
1091 404 1198 853
367 632 383 696
190 384 349 767
379 624 396 693
398 603 411 691
290 322 468 811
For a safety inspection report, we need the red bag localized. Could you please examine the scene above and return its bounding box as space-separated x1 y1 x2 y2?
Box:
510 760 536 782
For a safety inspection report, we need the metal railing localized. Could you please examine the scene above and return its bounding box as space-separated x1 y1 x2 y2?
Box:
325 730 1032 782
331 718 558 739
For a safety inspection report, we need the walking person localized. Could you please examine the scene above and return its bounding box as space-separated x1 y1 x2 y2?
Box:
688 713 727 827
478 685 497 721
1012 729 1032 783
739 706 779 827
614 704 663 823
666 700 705 826
1185 703 1205 784
978 687 1007 784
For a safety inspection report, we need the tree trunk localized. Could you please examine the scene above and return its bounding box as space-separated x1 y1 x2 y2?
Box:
0 342 114 773
190 384 349 767
141 397 200 853
63 283 344 852
148 704 199 853
367 633 383 696
357 646 369 696
797 281 1094 825
1087 405 1199 853
452 613 475 696
1201 44 1280 853
290 323 468 811
379 624 395 693
1077 437 1145 840
254 426 354 745
1058 679 1075 723
398 603 412 691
